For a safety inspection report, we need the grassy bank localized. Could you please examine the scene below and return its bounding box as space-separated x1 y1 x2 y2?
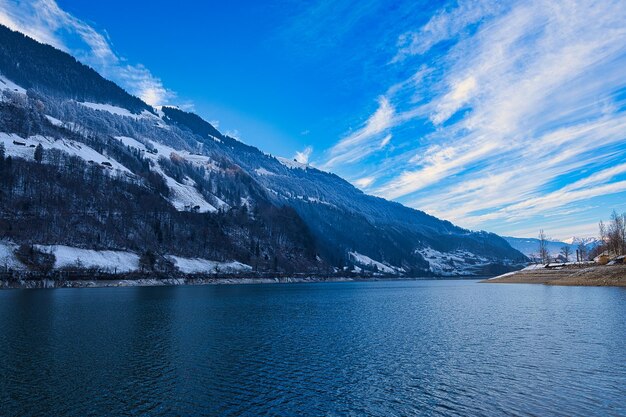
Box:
482 264 626 287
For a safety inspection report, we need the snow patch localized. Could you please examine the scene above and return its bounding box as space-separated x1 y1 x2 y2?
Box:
115 136 221 213
522 263 547 270
0 133 131 173
277 156 309 170
348 251 399 274
162 173 217 213
45 115 64 127
416 247 491 276
0 241 25 270
119 136 220 172
209 134 222 143
488 271 516 280
35 245 139 273
255 167 275 176
116 135 148 152
78 102 154 120
306 196 336 208
167 256 252 274
0 75 26 95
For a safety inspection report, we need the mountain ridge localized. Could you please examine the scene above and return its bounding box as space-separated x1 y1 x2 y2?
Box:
0 24 525 276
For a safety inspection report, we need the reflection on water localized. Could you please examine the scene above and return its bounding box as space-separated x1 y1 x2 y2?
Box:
0 280 624 416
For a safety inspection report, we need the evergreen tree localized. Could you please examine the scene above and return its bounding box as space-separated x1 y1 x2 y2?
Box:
139 250 157 272
34 143 43 163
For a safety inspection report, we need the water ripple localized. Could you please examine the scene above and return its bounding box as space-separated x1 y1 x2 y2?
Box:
0 281 624 416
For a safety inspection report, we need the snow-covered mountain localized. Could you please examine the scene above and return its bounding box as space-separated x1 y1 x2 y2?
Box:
0 24 526 276
504 236 600 260
561 236 600 246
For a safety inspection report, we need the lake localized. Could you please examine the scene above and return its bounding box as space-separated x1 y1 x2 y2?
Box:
0 280 624 416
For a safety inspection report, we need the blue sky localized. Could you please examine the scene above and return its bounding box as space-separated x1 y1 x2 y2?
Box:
1 0 626 240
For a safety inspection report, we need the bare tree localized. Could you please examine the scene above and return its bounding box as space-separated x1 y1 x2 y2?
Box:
560 246 571 262
577 242 587 262
599 220 607 250
607 210 626 256
538 229 549 264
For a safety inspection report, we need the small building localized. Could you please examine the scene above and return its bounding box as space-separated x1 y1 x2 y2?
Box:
594 251 610 265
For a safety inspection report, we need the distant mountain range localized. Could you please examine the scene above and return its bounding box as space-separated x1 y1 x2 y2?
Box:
0 24 526 276
504 236 600 260
561 236 600 246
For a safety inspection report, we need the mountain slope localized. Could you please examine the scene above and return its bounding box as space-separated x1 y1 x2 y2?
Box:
163 94 524 274
0 24 525 276
0 25 150 114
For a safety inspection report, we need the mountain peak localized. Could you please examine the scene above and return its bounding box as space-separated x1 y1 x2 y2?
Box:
562 236 599 245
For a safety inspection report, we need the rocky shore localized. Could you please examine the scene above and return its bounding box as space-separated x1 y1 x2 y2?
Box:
483 264 626 287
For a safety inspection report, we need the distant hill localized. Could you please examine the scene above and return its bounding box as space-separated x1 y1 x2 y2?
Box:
504 236 600 260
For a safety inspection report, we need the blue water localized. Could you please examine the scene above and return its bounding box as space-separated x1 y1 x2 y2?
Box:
0 280 624 416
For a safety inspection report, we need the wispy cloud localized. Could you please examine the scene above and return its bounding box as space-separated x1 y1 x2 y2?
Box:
294 146 313 164
392 0 503 62
354 176 376 189
323 0 626 239
0 0 174 106
321 96 394 169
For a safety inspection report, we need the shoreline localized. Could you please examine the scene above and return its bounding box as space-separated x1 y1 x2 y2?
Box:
0 276 356 290
482 264 626 287
0 274 491 290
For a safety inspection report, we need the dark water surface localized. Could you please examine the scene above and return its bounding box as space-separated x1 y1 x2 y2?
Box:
0 280 624 416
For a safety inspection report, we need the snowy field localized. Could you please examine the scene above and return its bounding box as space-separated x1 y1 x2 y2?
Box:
348 251 401 274
167 256 252 274
0 241 252 276
0 133 130 173
416 247 491 276
36 245 140 273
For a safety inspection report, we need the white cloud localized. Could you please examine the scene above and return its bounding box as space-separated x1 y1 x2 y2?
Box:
325 0 626 236
294 146 313 164
0 0 174 106
354 176 375 189
431 75 477 125
392 0 503 62
379 134 392 148
380 138 498 199
321 96 394 169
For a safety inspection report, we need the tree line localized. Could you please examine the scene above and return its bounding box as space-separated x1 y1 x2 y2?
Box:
597 211 626 258
534 209 625 264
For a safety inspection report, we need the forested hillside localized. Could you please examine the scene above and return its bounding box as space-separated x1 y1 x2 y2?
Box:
0 24 525 277
0 25 150 113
